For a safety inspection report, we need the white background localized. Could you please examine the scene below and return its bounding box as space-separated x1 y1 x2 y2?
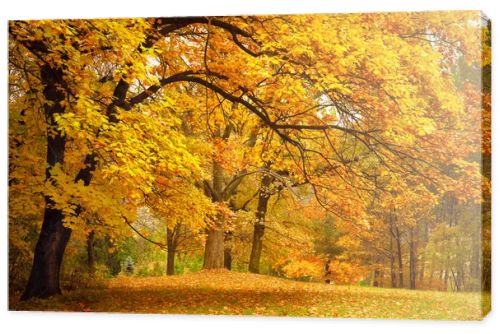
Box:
0 0 498 333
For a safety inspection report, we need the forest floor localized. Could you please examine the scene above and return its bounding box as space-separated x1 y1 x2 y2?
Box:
10 270 488 320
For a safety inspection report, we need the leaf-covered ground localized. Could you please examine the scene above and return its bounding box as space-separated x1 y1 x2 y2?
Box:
10 270 488 320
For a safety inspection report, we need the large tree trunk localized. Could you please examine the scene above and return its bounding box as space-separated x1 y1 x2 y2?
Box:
21 204 71 300
203 228 225 269
166 249 175 275
203 161 226 269
249 224 266 273
22 65 71 300
248 173 273 273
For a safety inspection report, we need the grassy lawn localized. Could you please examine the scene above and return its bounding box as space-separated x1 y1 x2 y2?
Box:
10 270 488 320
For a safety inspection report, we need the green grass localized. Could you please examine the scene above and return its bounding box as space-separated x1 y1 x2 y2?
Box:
10 270 487 320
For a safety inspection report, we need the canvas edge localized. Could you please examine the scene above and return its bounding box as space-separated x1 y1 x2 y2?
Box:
480 10 492 319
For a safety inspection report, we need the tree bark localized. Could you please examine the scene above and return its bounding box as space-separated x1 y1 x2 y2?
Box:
166 226 177 275
419 252 426 286
373 270 380 287
450 269 460 292
248 173 273 273
224 231 233 270
418 221 428 287
203 161 226 269
409 227 417 289
86 231 95 273
21 202 71 300
443 269 449 291
249 224 266 273
324 258 332 284
390 233 397 288
395 226 404 288
22 65 71 300
166 249 175 275
428 254 435 288
203 228 225 269
223 248 232 270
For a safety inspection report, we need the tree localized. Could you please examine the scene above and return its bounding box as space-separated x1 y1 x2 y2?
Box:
9 12 485 299
313 216 344 283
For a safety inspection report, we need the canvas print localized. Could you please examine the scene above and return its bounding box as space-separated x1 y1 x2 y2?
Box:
8 11 491 320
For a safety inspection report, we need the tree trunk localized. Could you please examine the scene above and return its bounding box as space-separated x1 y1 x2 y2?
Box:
390 235 397 288
22 65 71 300
203 161 226 269
86 231 95 273
373 270 380 287
324 258 332 284
203 228 225 269
471 220 481 291
419 221 428 287
166 250 175 275
21 204 71 300
395 226 404 288
428 254 435 288
249 173 273 273
419 252 426 286
224 231 233 270
450 269 460 292
223 250 232 270
249 224 266 273
409 227 417 289
389 211 404 288
166 226 177 275
443 269 449 291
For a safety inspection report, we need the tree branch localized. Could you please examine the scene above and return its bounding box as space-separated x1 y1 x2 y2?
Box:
123 215 168 250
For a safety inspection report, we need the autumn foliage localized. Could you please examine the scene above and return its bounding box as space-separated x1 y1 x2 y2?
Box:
8 11 490 318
